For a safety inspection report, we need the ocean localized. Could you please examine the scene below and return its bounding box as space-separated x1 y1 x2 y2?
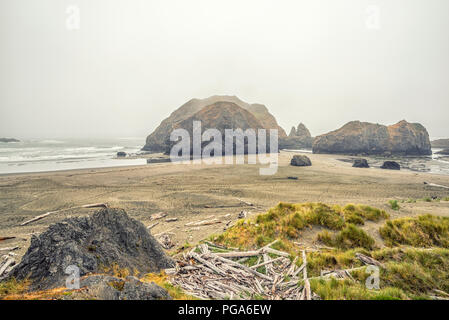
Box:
0 138 147 174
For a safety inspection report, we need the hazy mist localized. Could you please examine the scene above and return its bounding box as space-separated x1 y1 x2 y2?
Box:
1 0 448 140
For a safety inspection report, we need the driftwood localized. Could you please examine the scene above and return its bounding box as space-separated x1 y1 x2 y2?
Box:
0 246 19 252
147 222 159 230
0 257 15 276
424 182 449 190
165 218 178 222
0 237 16 242
236 198 254 206
185 218 221 227
302 250 311 300
150 212 167 221
167 242 320 300
19 203 108 226
355 253 384 268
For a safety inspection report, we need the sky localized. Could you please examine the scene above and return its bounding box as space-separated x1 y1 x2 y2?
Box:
1 0 448 140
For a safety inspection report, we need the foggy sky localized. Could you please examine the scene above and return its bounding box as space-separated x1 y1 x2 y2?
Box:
1 0 448 140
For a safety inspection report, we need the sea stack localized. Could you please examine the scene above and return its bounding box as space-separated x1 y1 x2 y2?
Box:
312 120 432 156
279 123 313 149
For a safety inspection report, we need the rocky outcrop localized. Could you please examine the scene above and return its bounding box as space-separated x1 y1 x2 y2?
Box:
380 161 400 170
290 155 312 167
0 138 20 143
312 120 432 156
432 139 449 149
165 101 276 155
9 208 174 290
353 159 369 168
143 95 286 152
280 123 313 149
67 275 171 300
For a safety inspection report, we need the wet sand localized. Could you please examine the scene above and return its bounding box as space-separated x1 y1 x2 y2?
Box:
1 151 449 258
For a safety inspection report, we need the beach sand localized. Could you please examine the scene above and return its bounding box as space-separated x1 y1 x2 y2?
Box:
1 151 449 258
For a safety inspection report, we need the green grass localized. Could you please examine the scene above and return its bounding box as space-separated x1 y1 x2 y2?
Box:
309 278 407 300
214 202 388 250
388 200 400 211
379 214 449 248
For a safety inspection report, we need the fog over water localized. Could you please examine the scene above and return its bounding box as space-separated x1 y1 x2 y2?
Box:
1 0 448 140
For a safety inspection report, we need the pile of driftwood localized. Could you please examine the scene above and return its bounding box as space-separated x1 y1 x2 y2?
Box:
165 241 320 300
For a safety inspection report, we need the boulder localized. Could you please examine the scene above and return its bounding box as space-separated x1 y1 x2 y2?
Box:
9 208 174 290
312 120 432 156
116 151 127 157
290 155 312 167
142 95 286 152
380 161 400 170
353 159 369 168
67 275 171 300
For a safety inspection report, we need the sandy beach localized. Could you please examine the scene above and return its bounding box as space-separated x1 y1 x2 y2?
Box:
1 151 449 259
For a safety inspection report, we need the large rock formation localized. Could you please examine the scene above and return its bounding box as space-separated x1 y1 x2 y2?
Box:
9 208 174 290
165 101 276 155
143 95 286 152
280 123 313 149
312 120 432 156
432 139 449 149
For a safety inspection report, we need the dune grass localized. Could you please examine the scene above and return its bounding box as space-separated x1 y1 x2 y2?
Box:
214 202 387 250
379 214 449 248
317 224 375 250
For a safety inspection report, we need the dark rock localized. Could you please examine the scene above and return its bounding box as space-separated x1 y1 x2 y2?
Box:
380 161 401 170
352 159 369 168
116 151 127 157
290 155 312 167
68 275 171 300
287 176 298 180
0 138 20 143
313 120 432 156
143 95 286 153
9 208 174 290
146 157 171 164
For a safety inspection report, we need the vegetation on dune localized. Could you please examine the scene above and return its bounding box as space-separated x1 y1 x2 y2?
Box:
212 202 449 300
388 200 400 211
379 214 449 248
214 202 387 250
317 224 375 250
